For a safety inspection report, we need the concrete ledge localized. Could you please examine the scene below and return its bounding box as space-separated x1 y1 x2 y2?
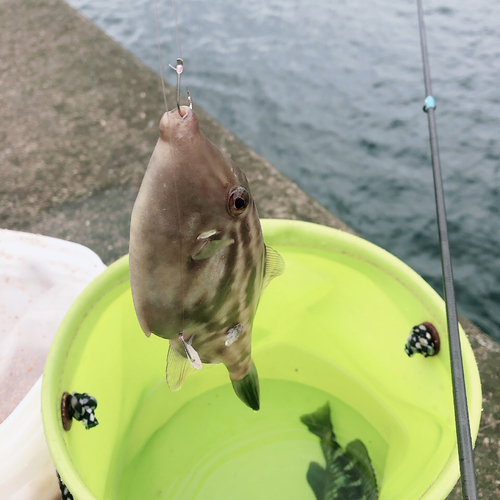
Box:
1 0 499 497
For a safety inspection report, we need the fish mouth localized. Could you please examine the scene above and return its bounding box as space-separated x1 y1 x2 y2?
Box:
159 105 197 141
231 363 260 411
166 105 193 122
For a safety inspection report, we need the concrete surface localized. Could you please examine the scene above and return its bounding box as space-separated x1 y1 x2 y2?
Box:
0 0 498 497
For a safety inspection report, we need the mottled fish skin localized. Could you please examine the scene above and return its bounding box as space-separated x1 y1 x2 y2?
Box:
129 106 267 386
300 403 379 500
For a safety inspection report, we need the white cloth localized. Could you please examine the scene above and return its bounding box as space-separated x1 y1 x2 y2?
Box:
0 230 106 499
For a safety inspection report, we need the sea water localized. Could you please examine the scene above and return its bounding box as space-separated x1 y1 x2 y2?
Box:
115 378 387 500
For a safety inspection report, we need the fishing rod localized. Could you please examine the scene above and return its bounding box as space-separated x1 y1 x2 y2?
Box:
415 1 478 498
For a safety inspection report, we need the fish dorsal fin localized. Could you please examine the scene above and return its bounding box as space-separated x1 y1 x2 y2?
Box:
166 342 195 391
192 230 235 261
263 245 285 289
345 439 379 494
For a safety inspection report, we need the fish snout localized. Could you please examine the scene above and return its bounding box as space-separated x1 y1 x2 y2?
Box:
159 106 199 142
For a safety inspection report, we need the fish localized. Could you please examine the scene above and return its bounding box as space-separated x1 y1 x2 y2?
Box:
129 106 284 410
300 402 379 500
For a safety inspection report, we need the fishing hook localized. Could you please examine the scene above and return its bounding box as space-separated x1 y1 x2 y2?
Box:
169 57 184 116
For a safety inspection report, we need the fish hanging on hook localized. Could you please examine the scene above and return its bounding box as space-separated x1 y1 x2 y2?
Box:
129 101 285 410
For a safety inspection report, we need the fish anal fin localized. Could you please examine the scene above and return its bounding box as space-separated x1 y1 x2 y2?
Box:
263 245 285 289
192 237 235 261
166 342 195 391
306 462 327 500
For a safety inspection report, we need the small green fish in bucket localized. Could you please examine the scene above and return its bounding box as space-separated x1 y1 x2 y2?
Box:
129 105 285 410
301 402 379 500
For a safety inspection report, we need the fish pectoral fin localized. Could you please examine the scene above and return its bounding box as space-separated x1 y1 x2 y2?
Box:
166 343 196 391
192 237 235 261
306 462 327 500
263 245 285 289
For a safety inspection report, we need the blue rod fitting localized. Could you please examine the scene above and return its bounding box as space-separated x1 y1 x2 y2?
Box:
423 95 436 112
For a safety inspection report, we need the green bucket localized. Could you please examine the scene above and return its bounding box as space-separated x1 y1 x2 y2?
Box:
42 219 481 499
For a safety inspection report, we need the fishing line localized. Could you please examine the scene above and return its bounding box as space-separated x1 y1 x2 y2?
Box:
166 0 185 115
172 174 186 333
154 0 168 111
170 0 186 331
153 0 187 331
172 0 183 59
416 1 478 498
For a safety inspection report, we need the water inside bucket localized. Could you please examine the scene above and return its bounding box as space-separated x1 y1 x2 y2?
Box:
115 369 389 499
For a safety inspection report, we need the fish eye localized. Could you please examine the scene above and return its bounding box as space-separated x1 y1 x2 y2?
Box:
228 186 250 216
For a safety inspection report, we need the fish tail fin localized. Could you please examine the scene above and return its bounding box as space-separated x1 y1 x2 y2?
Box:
231 362 260 411
300 402 335 441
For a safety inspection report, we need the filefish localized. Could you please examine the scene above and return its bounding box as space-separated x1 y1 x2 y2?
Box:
300 402 379 500
129 106 284 411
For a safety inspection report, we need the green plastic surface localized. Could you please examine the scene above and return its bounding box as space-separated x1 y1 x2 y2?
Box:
42 219 481 499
